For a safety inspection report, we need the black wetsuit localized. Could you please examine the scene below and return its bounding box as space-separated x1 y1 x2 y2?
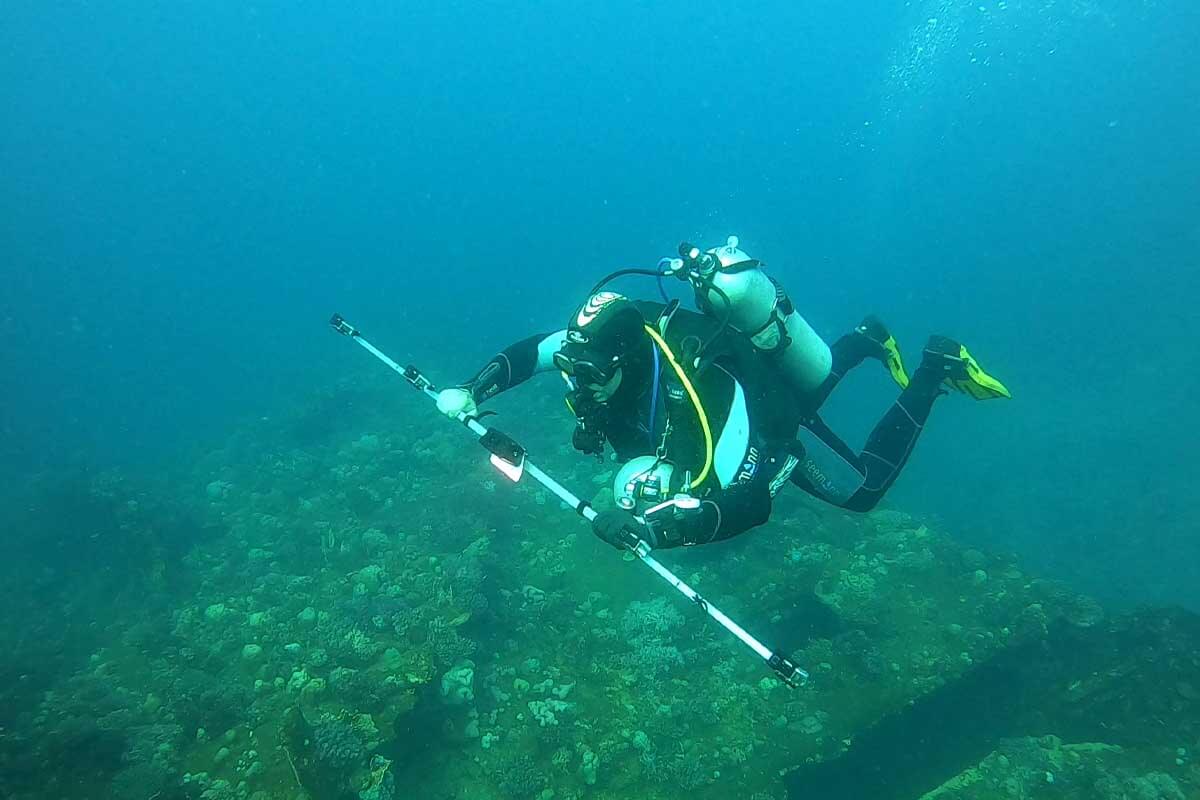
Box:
462 301 946 547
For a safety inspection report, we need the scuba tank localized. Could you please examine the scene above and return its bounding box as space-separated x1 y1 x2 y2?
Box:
577 236 831 488
675 236 832 394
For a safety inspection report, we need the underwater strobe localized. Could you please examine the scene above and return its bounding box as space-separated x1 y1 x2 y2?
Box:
328 313 810 689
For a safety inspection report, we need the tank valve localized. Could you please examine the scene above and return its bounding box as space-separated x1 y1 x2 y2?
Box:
677 242 719 276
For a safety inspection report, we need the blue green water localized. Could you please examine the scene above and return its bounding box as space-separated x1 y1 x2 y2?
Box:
4 1 1195 607
2 9 1200 799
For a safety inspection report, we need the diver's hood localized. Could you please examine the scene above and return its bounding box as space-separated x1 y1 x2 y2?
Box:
563 292 646 361
559 291 653 395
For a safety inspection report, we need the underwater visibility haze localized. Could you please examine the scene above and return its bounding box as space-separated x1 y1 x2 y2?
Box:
1 2 1198 799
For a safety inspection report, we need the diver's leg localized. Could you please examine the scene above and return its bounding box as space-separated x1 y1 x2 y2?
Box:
805 333 874 411
840 358 945 511
807 316 909 412
841 334 1009 510
794 336 1008 511
792 368 939 511
789 415 870 506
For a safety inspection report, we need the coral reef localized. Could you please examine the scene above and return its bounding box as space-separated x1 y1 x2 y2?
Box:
1 378 1198 800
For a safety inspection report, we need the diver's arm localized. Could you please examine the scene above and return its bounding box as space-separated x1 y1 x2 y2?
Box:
460 329 567 403
648 437 804 547
653 480 773 547
591 481 771 551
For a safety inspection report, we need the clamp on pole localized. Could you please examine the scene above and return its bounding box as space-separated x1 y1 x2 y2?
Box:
768 652 809 688
329 314 358 337
479 428 526 482
402 364 435 393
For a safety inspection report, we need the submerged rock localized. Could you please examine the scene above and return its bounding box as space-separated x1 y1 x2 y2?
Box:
919 736 1184 800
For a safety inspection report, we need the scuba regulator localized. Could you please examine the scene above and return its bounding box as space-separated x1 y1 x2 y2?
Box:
567 388 609 458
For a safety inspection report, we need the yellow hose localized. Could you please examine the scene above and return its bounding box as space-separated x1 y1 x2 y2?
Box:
642 325 713 490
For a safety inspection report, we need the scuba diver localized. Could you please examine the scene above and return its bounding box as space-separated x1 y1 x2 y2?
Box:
436 237 1010 551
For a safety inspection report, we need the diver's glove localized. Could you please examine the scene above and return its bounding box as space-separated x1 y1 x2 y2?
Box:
591 509 658 551
436 387 477 419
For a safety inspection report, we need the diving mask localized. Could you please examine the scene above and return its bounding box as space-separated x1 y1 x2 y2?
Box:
553 350 620 387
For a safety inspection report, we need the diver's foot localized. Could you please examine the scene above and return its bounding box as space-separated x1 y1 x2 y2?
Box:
920 336 1011 400
855 315 910 389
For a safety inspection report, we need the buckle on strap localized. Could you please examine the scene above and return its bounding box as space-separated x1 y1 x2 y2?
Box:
747 302 791 353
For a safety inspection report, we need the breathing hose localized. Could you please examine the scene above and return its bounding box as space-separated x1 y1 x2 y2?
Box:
642 324 713 490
